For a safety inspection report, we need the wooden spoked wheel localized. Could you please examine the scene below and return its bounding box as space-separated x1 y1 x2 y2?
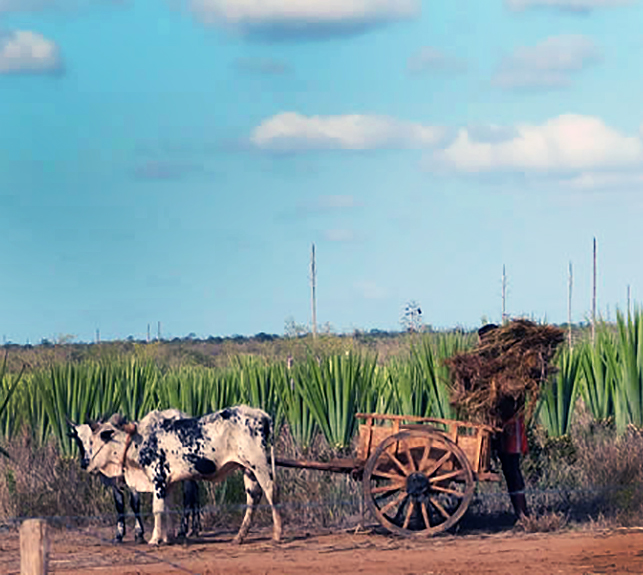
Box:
363 429 474 536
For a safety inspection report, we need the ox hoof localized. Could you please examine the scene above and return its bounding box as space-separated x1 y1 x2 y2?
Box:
134 534 146 545
231 536 244 546
111 536 123 545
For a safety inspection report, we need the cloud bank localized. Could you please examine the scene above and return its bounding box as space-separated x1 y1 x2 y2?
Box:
251 112 446 151
0 30 63 74
505 0 636 12
493 35 600 90
427 114 643 174
187 0 420 40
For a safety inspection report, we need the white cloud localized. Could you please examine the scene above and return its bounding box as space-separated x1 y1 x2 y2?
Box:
465 125 519 144
407 47 467 74
494 35 600 90
563 171 643 190
428 114 643 173
187 0 420 39
251 112 446 151
0 30 63 74
505 0 635 12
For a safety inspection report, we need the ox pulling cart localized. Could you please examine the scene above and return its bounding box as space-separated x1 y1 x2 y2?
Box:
276 413 500 537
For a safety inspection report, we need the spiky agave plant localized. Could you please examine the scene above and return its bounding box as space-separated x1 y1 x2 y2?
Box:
579 325 617 424
295 352 380 451
277 359 318 454
612 308 643 433
0 351 26 458
409 333 471 420
537 345 582 437
234 355 284 433
36 361 125 455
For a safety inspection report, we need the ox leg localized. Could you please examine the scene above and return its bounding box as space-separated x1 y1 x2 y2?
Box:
129 490 146 544
111 485 126 544
149 493 167 546
178 480 200 539
251 466 282 543
233 469 263 545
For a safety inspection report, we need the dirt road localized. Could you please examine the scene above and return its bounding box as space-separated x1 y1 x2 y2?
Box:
3 525 643 574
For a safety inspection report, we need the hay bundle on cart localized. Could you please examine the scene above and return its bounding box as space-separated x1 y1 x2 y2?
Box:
445 319 565 426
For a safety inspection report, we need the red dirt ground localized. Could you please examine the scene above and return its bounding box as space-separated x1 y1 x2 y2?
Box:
3 525 643 575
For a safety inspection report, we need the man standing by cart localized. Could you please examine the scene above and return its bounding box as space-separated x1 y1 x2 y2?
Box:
478 324 529 521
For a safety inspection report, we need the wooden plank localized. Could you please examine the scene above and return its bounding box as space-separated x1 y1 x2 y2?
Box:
275 457 359 474
355 413 499 434
20 519 49 575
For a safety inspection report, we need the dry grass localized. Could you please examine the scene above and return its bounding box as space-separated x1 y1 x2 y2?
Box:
516 511 568 533
0 431 113 525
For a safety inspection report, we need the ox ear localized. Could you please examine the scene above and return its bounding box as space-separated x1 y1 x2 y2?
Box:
100 429 115 443
88 420 100 432
108 413 127 428
66 418 78 437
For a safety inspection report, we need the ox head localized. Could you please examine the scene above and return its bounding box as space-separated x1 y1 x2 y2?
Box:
67 419 99 470
70 414 135 477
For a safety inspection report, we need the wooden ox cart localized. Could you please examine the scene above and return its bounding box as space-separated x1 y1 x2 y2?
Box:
276 413 500 536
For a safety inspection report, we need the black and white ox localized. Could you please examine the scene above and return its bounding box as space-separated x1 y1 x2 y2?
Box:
84 405 282 546
68 409 201 543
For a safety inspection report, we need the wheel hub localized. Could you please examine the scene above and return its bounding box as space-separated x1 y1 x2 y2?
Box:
406 472 430 499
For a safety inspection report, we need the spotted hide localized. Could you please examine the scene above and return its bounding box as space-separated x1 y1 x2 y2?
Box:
68 409 201 543
86 405 282 546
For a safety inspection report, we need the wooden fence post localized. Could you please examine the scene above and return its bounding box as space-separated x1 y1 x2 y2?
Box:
20 519 49 575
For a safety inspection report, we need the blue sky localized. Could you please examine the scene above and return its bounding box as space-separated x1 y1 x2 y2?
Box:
1 0 643 343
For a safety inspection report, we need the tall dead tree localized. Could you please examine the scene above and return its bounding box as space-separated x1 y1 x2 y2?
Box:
592 238 597 345
568 262 573 349
310 243 317 339
501 265 508 325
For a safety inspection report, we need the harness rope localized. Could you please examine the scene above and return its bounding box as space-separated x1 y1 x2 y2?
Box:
120 423 137 473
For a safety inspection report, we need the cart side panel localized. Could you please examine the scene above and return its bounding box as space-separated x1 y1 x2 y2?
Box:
455 435 482 473
357 424 395 462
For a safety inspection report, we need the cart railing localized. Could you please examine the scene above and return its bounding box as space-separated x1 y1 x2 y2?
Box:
355 413 499 476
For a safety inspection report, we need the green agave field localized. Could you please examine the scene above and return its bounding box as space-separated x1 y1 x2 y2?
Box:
2 310 643 459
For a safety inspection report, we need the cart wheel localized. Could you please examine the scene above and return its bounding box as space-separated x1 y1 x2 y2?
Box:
363 429 474 536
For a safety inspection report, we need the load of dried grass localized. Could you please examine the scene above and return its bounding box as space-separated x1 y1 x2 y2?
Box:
445 319 565 426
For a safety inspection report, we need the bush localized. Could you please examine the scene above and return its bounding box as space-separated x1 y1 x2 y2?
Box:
0 432 113 525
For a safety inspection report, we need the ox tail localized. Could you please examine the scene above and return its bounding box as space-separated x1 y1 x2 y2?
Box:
270 416 277 483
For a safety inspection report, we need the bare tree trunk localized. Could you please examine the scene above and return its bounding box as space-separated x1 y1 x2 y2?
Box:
568 261 573 349
502 265 507 325
592 238 597 345
310 243 317 340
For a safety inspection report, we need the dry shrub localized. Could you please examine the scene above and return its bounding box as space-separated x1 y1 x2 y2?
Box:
516 511 568 533
0 431 113 526
571 423 643 522
521 413 643 527
271 425 362 532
